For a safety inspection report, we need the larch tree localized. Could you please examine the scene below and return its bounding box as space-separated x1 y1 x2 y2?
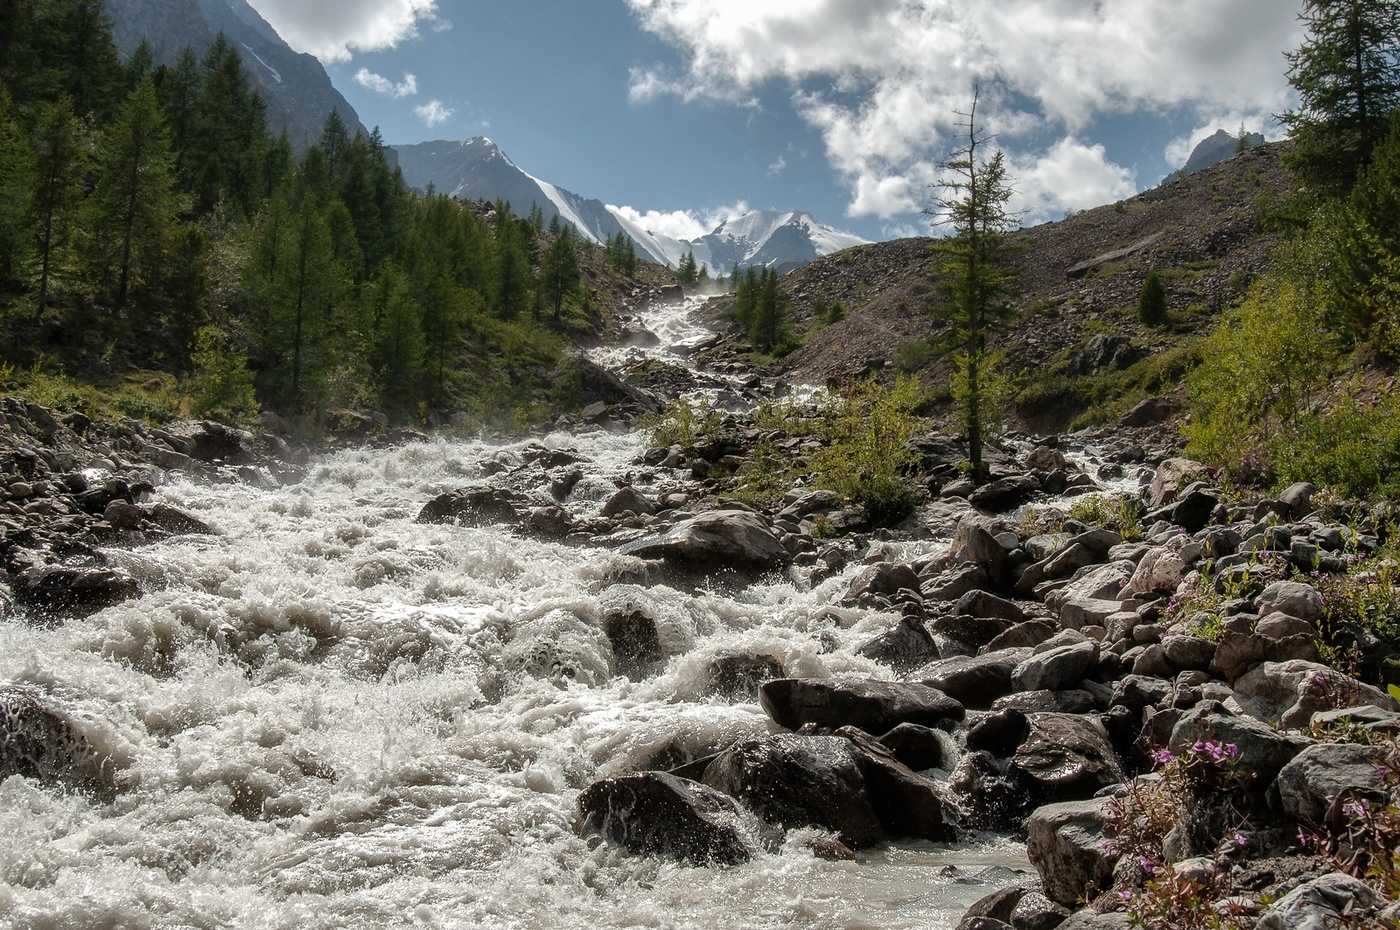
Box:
1280 0 1400 194
540 225 581 321
926 88 1022 479
86 77 184 316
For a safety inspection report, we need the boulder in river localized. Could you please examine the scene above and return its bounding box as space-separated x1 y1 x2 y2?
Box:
12 563 142 622
759 678 965 734
618 509 791 570
576 771 777 864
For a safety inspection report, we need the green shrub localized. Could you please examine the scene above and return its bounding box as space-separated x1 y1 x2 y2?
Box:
810 376 923 525
648 396 725 451
1138 270 1168 326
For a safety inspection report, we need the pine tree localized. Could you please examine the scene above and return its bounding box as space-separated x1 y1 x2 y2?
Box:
85 77 184 316
368 264 424 417
27 95 89 316
748 267 791 353
540 225 581 321
677 250 699 285
188 35 267 216
1137 270 1168 326
0 88 34 293
1281 0 1400 195
927 89 1022 477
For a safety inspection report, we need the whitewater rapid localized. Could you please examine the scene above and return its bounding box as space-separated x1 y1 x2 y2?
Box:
0 298 1028 930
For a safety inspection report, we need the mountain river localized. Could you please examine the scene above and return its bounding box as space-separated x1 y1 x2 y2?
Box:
0 297 1030 929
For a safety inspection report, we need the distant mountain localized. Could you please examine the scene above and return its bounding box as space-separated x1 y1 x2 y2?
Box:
103 0 368 150
391 137 869 272
1168 128 1267 182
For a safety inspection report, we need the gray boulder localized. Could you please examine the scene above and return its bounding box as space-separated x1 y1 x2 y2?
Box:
1011 712 1124 801
619 509 792 569
1255 872 1385 930
1275 742 1389 824
1232 660 1400 729
1011 640 1099 693
1024 797 1120 908
916 650 1029 709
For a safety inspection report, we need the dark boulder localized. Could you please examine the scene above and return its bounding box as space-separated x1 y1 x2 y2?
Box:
417 486 524 526
1010 713 1125 802
13 564 142 622
619 510 791 570
759 678 964 734
857 615 938 672
576 771 776 864
916 650 1028 709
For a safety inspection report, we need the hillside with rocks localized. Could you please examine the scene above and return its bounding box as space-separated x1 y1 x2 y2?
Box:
765 142 1295 432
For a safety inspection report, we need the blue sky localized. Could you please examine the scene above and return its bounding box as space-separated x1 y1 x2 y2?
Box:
245 0 1307 243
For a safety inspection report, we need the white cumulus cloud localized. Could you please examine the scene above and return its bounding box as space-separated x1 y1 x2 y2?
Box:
413 99 454 127
609 201 753 241
246 0 445 62
624 0 1305 220
354 68 418 98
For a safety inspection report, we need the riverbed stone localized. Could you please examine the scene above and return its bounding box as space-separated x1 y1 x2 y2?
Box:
915 651 1028 709
576 771 776 864
619 509 792 569
1011 640 1099 694
1024 797 1120 908
1167 703 1307 783
12 563 143 622
1011 713 1124 802
1255 581 1325 625
857 615 938 672
1232 660 1400 729
1255 872 1385 930
759 678 965 734
1275 742 1389 824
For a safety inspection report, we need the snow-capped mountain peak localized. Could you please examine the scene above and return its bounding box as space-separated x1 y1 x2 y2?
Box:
391 137 869 273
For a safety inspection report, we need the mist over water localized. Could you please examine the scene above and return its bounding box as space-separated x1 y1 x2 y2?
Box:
0 298 1028 930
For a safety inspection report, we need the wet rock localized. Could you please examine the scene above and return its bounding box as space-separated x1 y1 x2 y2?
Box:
701 734 882 846
417 486 525 526
956 590 1027 624
877 722 945 771
966 707 1030 756
619 509 791 570
1010 892 1072 930
13 563 142 622
576 771 776 864
1011 713 1124 801
994 690 1098 715
600 485 657 518
603 609 663 679
916 651 1028 709
146 503 215 536
0 687 114 791
524 505 574 537
918 563 996 599
982 619 1059 653
1024 798 1120 909
857 615 938 672
846 561 922 602
959 884 1032 927
970 475 1041 512
705 653 784 700
759 678 965 734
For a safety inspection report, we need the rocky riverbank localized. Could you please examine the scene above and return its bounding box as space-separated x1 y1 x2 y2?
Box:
2 385 1398 930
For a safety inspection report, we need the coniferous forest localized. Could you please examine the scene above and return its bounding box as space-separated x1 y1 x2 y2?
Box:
0 0 644 431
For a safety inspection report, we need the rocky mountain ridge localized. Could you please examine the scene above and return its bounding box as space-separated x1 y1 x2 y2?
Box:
102 0 368 149
391 137 868 272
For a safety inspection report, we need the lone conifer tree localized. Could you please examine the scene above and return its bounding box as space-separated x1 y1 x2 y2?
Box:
927 88 1021 478
1280 0 1400 194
